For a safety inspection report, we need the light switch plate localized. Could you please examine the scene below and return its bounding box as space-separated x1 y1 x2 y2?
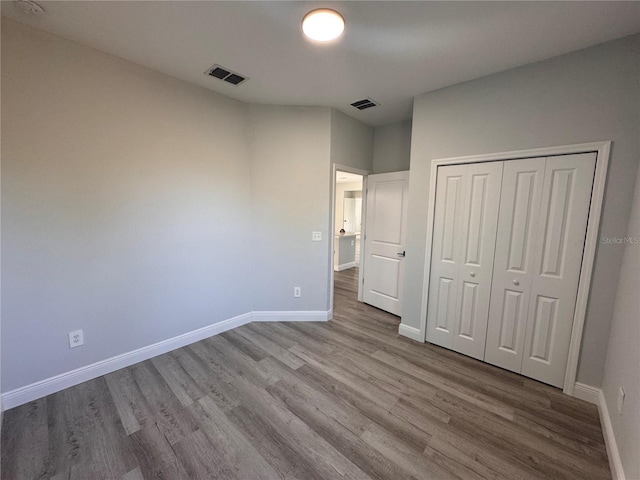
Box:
312 231 322 241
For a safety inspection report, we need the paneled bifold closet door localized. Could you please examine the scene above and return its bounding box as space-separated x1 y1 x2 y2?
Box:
427 152 597 388
484 158 546 373
425 162 503 360
425 164 465 349
520 153 596 387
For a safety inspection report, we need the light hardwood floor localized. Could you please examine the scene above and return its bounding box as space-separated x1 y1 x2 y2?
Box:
1 267 610 479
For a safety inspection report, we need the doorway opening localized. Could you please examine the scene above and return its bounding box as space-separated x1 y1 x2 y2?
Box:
329 166 368 317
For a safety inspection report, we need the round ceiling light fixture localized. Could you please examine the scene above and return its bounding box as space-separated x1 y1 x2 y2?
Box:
15 0 45 15
302 8 345 42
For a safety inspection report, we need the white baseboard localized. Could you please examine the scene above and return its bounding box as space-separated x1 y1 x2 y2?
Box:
335 261 356 272
597 389 626 480
252 310 330 322
1 309 329 410
398 323 423 342
571 382 625 480
573 382 600 405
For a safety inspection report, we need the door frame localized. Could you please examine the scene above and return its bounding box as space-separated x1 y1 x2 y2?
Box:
329 164 369 319
419 141 611 395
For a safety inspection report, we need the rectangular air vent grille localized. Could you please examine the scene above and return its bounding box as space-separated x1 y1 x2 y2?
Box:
205 64 248 86
350 98 378 110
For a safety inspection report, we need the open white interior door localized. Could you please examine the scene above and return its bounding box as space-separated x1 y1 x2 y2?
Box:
362 171 409 316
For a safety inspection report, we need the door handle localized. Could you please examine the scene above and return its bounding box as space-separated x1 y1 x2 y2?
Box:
397 251 406 257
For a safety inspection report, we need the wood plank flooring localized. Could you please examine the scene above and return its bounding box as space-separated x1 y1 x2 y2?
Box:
1 267 611 479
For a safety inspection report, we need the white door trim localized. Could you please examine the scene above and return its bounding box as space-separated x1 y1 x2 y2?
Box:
418 141 611 395
329 164 369 318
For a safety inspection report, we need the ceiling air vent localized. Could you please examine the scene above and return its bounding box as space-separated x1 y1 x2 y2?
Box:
350 98 378 111
205 64 248 86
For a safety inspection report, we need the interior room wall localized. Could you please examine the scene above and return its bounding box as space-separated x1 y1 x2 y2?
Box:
0 11 3 430
1 19 253 392
248 104 332 313
373 120 412 173
334 180 363 234
330 109 373 172
601 162 640 480
402 33 640 389
1 19 378 397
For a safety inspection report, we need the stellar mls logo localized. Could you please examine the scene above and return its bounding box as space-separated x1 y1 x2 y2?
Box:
601 236 640 245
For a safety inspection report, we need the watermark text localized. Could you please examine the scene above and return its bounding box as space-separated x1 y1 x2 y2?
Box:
601 236 640 245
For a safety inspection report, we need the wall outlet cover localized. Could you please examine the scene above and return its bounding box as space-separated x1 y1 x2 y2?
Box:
312 231 322 241
69 329 84 348
294 287 301 298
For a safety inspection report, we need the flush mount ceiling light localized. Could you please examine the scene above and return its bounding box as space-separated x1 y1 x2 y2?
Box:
302 8 345 42
15 0 45 15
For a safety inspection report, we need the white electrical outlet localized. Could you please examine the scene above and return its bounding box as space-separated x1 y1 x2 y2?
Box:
312 231 322 242
294 287 301 298
617 387 625 414
69 329 84 348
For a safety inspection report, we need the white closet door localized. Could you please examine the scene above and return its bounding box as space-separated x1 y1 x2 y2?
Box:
452 162 503 359
485 158 546 371
426 162 503 359
521 153 596 387
426 165 467 348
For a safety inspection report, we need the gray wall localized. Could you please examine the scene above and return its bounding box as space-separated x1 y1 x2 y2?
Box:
0 20 253 392
248 104 332 312
1 19 356 393
402 34 640 388
602 163 640 480
373 120 412 173
330 109 373 172
336 236 356 267
0 12 3 429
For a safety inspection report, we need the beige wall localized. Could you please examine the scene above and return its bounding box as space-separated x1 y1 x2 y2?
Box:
373 120 412 174
402 34 640 388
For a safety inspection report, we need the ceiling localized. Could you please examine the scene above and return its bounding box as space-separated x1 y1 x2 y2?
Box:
3 1 640 127
336 171 363 184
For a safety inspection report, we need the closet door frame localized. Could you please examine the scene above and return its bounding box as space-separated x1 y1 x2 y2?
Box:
417 141 611 396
